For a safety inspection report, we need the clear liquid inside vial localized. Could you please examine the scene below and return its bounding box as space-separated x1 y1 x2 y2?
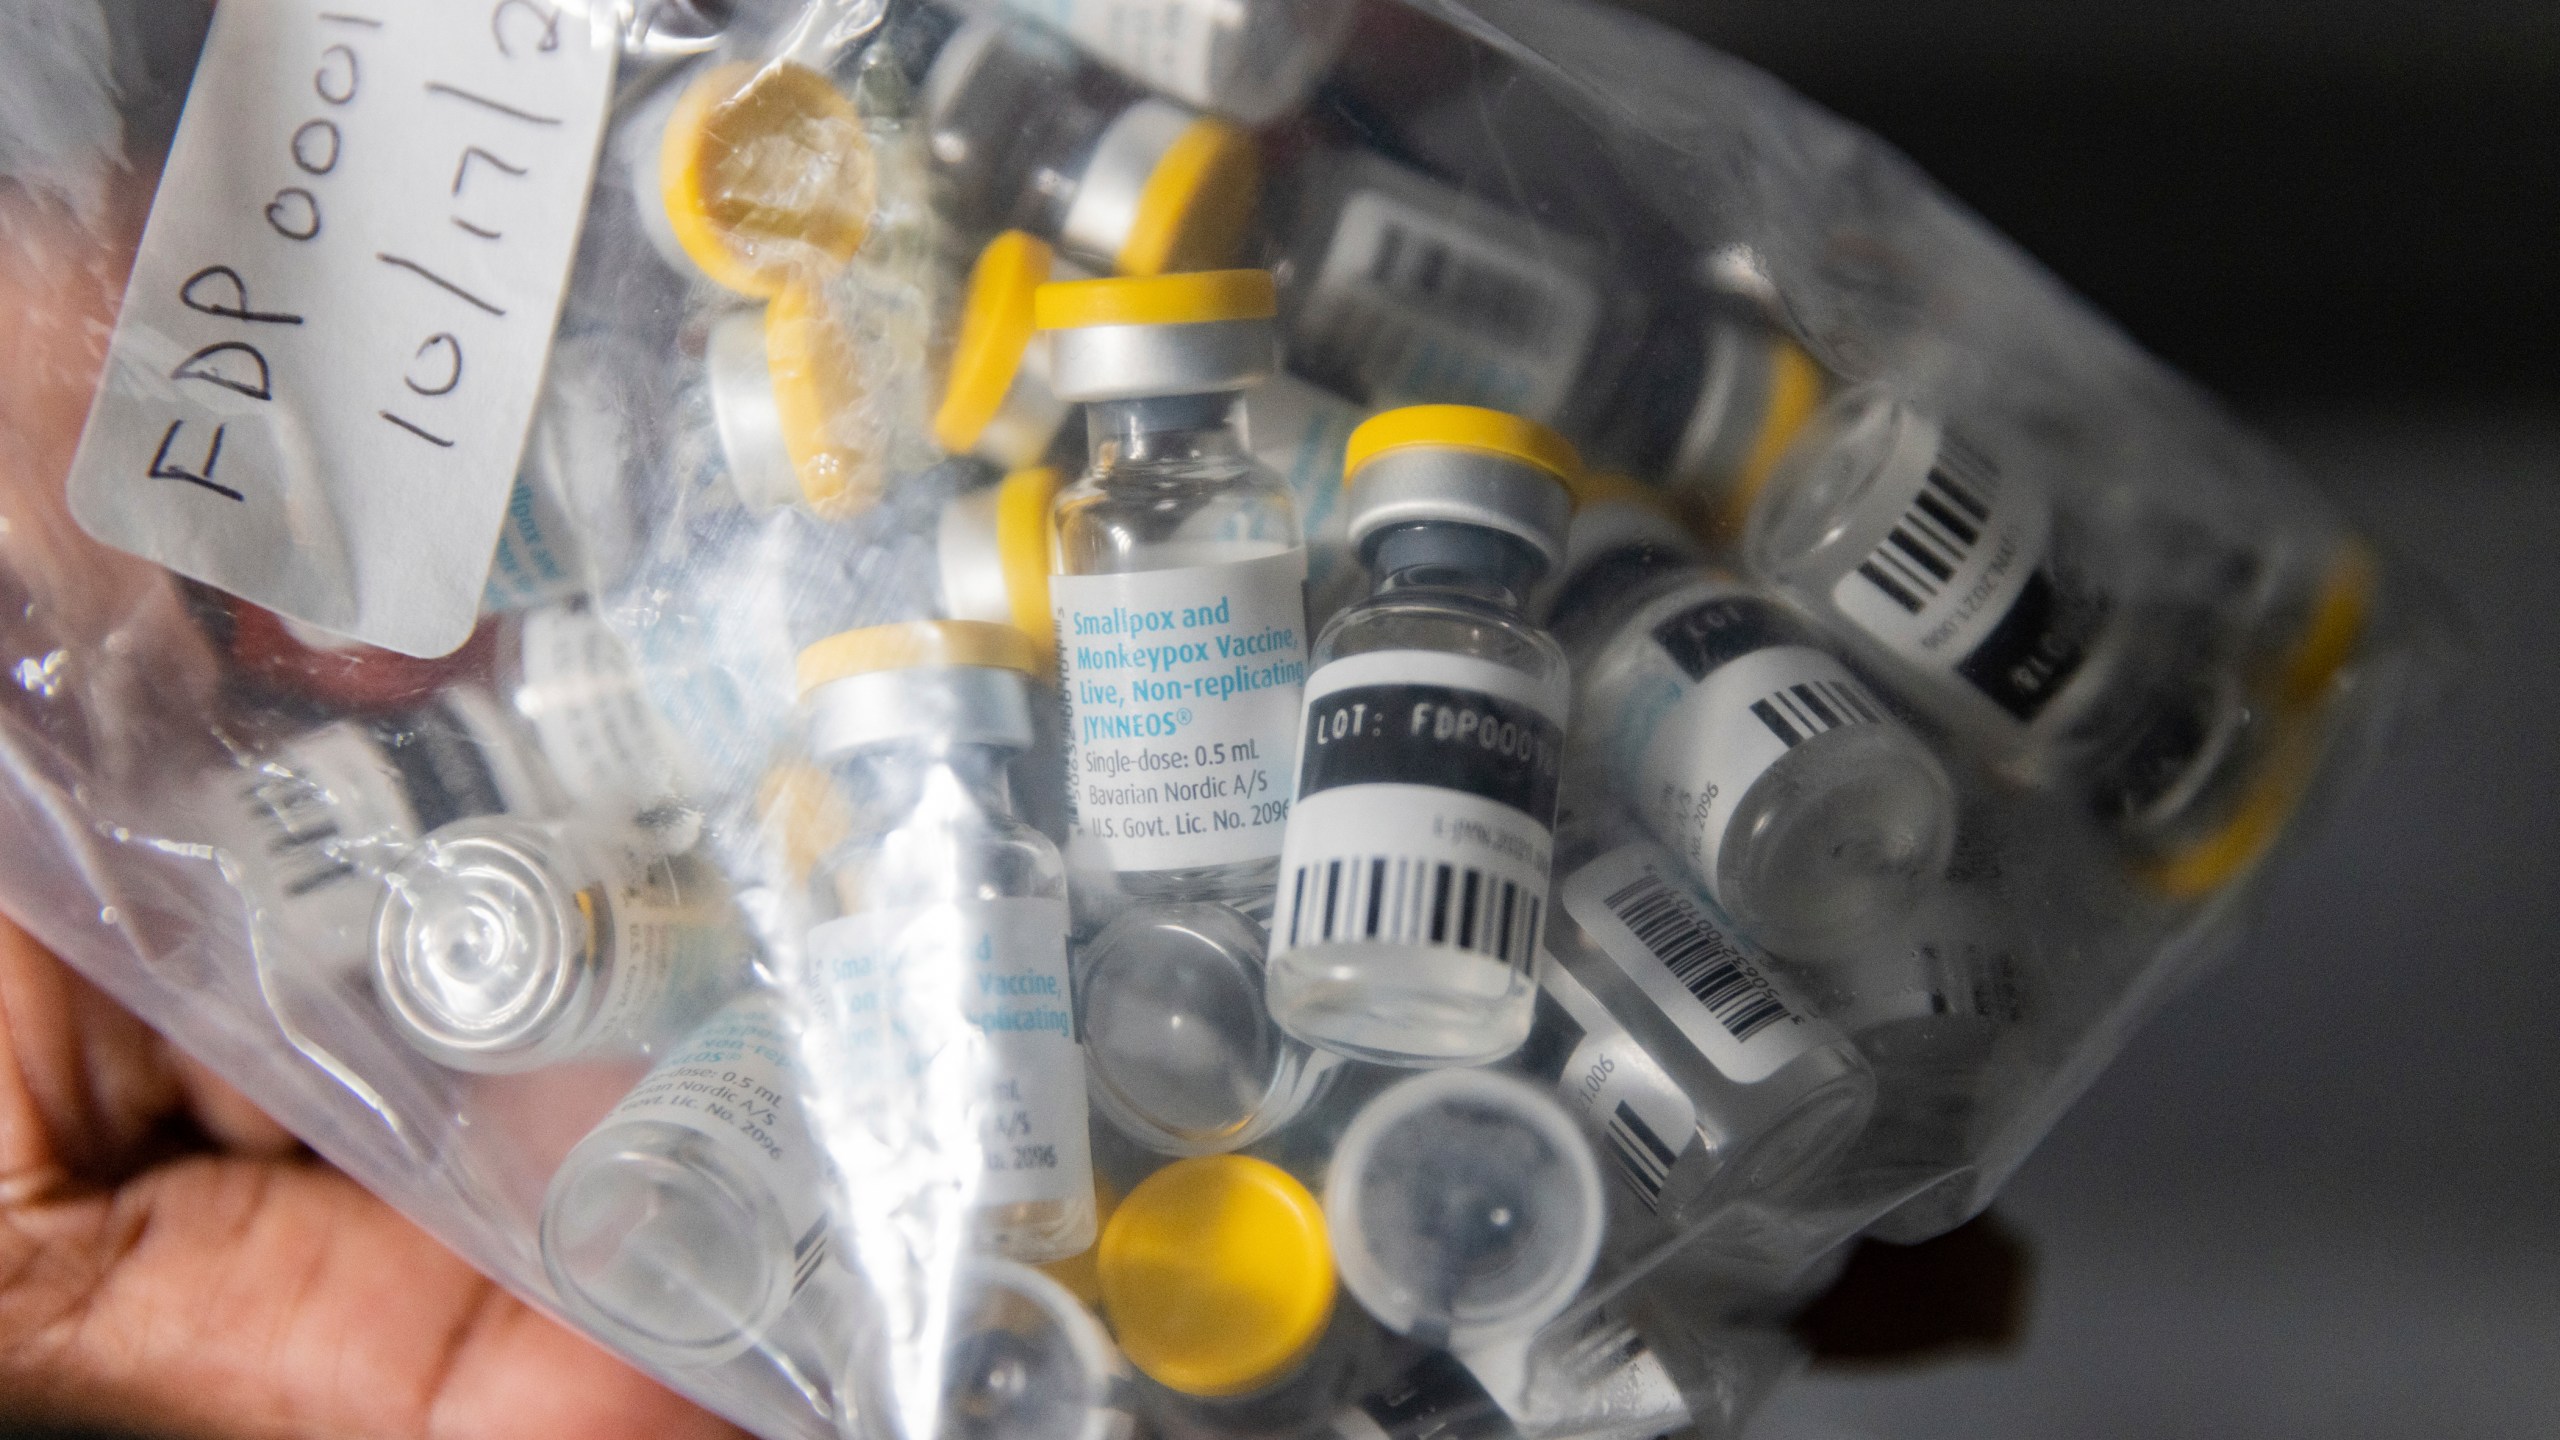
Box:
542 1120 790 1363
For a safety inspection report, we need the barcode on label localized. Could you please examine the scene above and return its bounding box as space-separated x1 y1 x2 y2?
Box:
1365 215 1563 348
1605 1099 1681 1212
789 1215 830 1295
1284 853 1543 964
1854 435 1999 615
1751 677 1884 748
1602 872 1797 1043
242 771 361 898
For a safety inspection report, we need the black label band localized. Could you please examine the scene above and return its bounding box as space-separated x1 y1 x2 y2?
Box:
369 697 511 833
1294 680 1564 823
1954 566 2106 721
1648 593 1816 682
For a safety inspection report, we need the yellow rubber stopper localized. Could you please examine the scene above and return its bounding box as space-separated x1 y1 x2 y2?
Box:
2276 540 2376 710
764 283 874 516
1711 337 1827 539
1035 269 1277 332
1097 1155 1335 1398
936 231 1059 456
1344 404 1584 493
995 466 1063 652
1117 116 1261 277
659 61 873 299
796 620 1044 697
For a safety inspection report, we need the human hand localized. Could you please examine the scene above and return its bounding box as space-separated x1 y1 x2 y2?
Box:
0 916 749 1440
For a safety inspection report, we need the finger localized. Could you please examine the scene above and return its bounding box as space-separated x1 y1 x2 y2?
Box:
0 1153 750 1440
166 1047 302 1159
0 917 185 1194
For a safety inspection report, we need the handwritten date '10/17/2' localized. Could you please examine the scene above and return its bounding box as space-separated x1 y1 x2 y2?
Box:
149 4 587 503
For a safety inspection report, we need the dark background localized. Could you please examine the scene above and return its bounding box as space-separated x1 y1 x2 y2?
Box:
8 1 2557 1437
1618 2 2560 1436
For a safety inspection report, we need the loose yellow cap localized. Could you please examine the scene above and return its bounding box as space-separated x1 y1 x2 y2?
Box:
1035 270 1277 332
2275 540 2375 710
1097 1155 1335 1398
2139 709 2325 900
660 61 873 299
796 620 1044 697
1711 338 1826 538
936 232 1058 455
764 284 874 515
995 466 1062 651
1118 117 1260 276
1345 404 1584 493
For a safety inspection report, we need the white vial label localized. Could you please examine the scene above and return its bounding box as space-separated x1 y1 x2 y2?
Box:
1052 549 1309 872
601 996 833 1295
996 0 1225 109
514 605 685 813
63 1 617 657
1297 185 1603 424
1559 845 1817 1085
1272 650 1566 966
1631 644 1889 893
1535 958 1700 1217
1826 427 2100 724
482 473 585 613
576 851 741 1053
806 898 1091 1210
1243 373 1364 604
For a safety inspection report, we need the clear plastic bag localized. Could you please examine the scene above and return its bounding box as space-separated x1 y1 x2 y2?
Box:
0 1 2455 1437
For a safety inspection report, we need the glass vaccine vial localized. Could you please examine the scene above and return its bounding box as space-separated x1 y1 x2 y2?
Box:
541 991 837 1371
1521 841 1874 1227
923 19 1258 276
1737 386 2257 856
966 0 1357 125
1324 1068 1606 1355
936 232 1371 612
704 281 885 518
372 816 746 1072
1266 405 1579 1067
620 58 874 299
1039 270 1311 911
794 622 1095 1263
1548 485 1958 959
932 1258 1138 1440
1074 899 1341 1155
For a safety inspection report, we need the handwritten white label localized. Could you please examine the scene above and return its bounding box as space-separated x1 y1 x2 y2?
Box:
66 1 617 658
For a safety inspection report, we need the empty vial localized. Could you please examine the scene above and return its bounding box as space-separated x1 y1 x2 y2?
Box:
1279 148 1613 427
1041 270 1310 910
373 816 747 1072
1096 1154 1339 1399
923 18 1258 275
541 991 836 1370
1324 1068 1605 1353
1076 899 1341 1154
620 58 874 298
1735 385 2259 858
195 686 562 976
934 1259 1138 1440
704 283 886 517
936 231 1370 609
1522 841 1873 1226
1265 406 1579 1067
1550 491 1957 959
964 0 1357 124
796 622 1095 1262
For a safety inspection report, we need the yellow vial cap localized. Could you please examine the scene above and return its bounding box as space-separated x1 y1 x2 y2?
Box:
937 231 1059 455
2276 540 2376 710
1035 269 1277 332
660 61 873 299
995 466 1063 651
1712 337 1828 537
1118 117 1261 277
1097 1155 1335 1398
764 283 876 515
796 620 1044 697
1345 404 1584 493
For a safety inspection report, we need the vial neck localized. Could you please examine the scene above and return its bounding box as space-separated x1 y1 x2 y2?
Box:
1368 523 1543 615
843 745 1016 827
1086 393 1247 472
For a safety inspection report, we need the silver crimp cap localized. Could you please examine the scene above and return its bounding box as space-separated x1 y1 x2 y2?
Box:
1344 447 1577 577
